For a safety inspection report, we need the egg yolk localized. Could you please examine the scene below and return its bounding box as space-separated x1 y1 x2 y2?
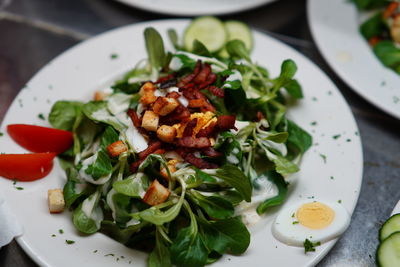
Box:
296 202 335 229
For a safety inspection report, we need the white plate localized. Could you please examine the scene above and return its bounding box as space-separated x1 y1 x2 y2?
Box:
308 0 400 119
114 0 277 16
0 19 363 267
391 201 400 216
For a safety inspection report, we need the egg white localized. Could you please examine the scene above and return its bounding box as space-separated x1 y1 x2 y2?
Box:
271 200 350 246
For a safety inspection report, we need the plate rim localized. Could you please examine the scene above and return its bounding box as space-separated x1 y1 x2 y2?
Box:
2 18 364 267
113 0 277 16
307 0 400 120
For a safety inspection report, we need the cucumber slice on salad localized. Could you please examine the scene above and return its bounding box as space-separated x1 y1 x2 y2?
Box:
380 214 400 242
376 231 400 267
219 20 253 58
184 16 227 53
225 20 253 51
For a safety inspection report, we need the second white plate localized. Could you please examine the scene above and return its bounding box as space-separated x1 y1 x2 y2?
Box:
114 0 277 16
308 0 400 119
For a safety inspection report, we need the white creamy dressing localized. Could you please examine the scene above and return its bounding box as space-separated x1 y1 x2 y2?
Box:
126 218 141 227
235 174 279 227
227 154 239 165
234 120 250 131
107 93 132 115
170 51 227 72
74 183 87 194
223 70 243 89
81 192 104 227
124 121 148 152
164 151 184 161
167 86 189 107
106 189 118 220
135 173 148 198
79 153 112 185
115 112 131 127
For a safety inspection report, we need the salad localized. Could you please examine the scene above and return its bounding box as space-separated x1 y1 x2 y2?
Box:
354 0 400 74
45 17 311 266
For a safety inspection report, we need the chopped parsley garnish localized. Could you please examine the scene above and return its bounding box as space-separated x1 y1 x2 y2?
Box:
330 176 334 180
12 179 17 185
312 97 318 101
51 234 56 237
59 229 64 234
38 113 45 120
15 187 24 190
291 213 295 218
0 132 3 137
303 238 320 254
310 121 317 126
319 153 327 164
105 253 115 257
292 221 299 225
110 53 119 59
338 200 342 204
346 138 351 142
332 134 341 140
65 240 75 244
93 250 98 253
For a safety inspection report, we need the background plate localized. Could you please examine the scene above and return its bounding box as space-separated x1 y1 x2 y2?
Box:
0 19 363 267
114 0 277 16
308 0 400 119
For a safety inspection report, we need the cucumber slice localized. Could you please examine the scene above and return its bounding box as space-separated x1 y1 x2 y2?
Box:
380 214 400 241
184 16 227 53
225 20 253 51
376 231 400 267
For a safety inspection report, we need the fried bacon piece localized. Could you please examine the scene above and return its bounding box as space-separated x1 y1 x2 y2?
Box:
197 121 216 137
166 91 180 99
182 118 198 137
162 105 191 124
156 73 175 84
383 2 399 19
138 141 163 160
207 85 224 98
127 109 141 128
194 63 211 84
177 75 195 88
202 147 223 158
199 73 217 89
177 136 211 148
131 147 165 172
183 152 218 169
216 115 237 131
188 99 207 108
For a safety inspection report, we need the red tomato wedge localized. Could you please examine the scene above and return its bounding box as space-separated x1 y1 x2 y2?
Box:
7 124 73 154
0 153 56 181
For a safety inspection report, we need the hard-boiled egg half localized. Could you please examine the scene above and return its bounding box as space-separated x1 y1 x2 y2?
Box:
272 200 350 246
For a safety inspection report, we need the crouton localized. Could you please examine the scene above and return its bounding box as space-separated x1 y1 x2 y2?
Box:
139 82 157 105
142 110 159 131
160 159 179 180
153 97 179 116
142 179 170 206
94 91 107 101
157 125 176 143
107 140 128 157
139 82 156 95
48 189 65 213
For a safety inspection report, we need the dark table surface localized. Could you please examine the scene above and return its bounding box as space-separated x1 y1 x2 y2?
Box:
1 0 399 266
